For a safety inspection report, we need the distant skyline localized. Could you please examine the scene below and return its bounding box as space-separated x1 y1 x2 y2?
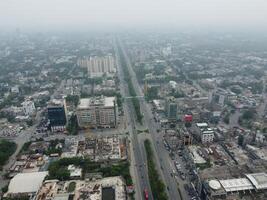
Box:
1 0 267 31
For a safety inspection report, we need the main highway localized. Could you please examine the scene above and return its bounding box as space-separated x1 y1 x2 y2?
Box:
114 39 153 200
116 38 182 200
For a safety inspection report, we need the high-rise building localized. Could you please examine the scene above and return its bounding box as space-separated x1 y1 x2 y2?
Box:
208 88 227 106
47 99 67 132
161 45 172 57
195 123 214 144
22 100 36 116
77 55 116 78
165 97 177 121
77 96 118 128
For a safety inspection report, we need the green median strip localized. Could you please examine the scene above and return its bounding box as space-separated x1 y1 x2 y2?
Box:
117 42 143 124
144 139 168 200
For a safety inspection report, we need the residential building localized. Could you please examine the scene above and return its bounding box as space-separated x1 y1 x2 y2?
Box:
77 55 116 78
77 96 118 128
21 100 36 116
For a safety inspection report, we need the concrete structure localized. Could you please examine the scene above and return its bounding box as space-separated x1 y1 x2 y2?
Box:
246 173 267 190
22 100 36 116
196 123 214 144
79 135 127 162
61 137 80 158
203 173 267 200
47 99 67 132
68 165 82 178
77 96 118 128
188 145 207 164
36 176 126 200
6 171 48 198
203 173 267 199
78 55 116 78
165 97 177 121
152 99 165 112
219 178 254 192
208 88 228 106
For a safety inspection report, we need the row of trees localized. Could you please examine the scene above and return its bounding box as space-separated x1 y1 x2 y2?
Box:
118 44 143 123
145 87 159 101
0 139 17 170
65 95 80 107
48 157 99 180
144 139 168 200
66 114 79 135
47 157 132 185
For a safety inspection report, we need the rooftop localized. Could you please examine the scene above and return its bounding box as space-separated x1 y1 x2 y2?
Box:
48 99 64 107
219 178 253 192
78 96 115 109
196 122 208 127
7 171 48 194
36 176 126 200
246 173 267 190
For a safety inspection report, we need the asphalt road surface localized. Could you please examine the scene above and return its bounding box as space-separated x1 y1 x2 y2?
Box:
116 38 182 200
114 40 153 200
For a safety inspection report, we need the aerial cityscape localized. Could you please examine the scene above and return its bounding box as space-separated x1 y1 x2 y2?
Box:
1 1 267 200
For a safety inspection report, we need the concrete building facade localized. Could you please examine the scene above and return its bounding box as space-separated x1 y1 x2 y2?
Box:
165 97 178 121
196 123 214 144
77 96 117 128
22 100 36 116
77 55 116 78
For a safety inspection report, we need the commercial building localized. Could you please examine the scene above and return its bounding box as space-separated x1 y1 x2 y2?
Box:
208 88 228 106
196 123 214 144
47 99 67 132
77 55 116 78
77 96 118 128
203 173 267 200
5 171 48 198
165 97 177 121
21 100 36 116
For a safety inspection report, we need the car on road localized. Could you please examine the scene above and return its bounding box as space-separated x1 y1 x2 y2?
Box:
143 188 149 200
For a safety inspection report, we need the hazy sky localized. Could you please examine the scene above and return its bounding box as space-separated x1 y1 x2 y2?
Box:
1 0 267 31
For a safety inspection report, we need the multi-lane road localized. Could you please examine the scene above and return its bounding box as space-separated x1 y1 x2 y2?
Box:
114 40 153 200
115 38 183 200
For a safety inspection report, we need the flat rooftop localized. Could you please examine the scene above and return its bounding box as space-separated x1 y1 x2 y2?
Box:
219 178 253 192
7 171 48 194
196 122 208 127
246 173 267 190
78 97 115 109
36 176 126 200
